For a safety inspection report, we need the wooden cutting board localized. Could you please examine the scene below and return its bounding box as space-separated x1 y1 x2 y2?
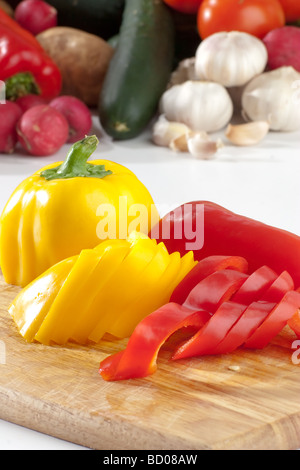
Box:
0 271 300 450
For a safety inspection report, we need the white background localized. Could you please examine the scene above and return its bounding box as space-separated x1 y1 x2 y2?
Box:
0 114 299 449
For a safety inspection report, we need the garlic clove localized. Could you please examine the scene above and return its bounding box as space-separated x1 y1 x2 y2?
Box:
152 114 191 147
169 130 196 152
187 132 224 160
225 121 270 146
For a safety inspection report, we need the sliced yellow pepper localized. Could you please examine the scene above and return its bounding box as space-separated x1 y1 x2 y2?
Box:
9 256 77 342
9 233 197 345
0 136 159 287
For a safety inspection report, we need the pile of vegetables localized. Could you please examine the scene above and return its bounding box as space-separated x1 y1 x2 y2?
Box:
1 0 300 384
2 0 300 154
153 0 300 157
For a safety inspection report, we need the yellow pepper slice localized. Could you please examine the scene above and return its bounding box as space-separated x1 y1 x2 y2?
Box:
88 241 172 342
70 242 134 344
9 256 77 342
106 251 196 339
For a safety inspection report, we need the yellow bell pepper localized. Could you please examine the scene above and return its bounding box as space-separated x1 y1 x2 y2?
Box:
0 135 159 287
9 232 197 345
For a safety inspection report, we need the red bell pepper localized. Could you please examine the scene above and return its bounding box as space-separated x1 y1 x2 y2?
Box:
0 7 43 50
0 23 61 100
150 201 300 289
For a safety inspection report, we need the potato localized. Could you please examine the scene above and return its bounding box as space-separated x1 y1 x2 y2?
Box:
37 27 114 107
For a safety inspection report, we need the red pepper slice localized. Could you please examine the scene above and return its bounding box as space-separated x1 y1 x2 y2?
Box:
99 303 211 381
172 301 247 360
244 291 300 349
170 255 248 305
260 271 294 303
288 287 300 338
213 301 276 355
231 265 278 305
183 269 248 312
288 313 300 338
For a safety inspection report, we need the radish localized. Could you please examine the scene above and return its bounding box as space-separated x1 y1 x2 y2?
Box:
16 94 48 113
15 0 57 36
49 95 93 143
17 105 69 156
263 26 300 73
0 101 23 154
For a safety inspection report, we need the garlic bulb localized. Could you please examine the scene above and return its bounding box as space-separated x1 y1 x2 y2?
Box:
242 66 300 132
159 80 233 133
195 31 268 87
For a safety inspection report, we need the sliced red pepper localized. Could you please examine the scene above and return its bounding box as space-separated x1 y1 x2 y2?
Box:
170 255 248 305
288 287 300 338
244 290 300 349
99 303 211 381
231 265 278 305
183 269 248 312
213 301 276 355
260 271 294 303
172 301 247 360
288 312 300 338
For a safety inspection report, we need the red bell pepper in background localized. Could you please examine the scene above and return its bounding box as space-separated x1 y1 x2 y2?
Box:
150 201 300 289
0 23 61 100
0 7 43 50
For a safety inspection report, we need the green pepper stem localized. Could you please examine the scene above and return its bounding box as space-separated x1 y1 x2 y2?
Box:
40 135 113 181
5 72 40 101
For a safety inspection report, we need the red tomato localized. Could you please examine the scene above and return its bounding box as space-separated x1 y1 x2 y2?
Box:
163 0 203 14
278 0 300 22
197 0 286 39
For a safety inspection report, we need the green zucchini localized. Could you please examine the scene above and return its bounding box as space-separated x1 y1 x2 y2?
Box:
98 0 175 140
8 0 126 39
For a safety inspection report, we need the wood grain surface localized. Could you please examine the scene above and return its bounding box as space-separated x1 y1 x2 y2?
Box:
0 271 299 450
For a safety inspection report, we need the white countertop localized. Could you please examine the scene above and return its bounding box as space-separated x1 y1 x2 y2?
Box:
0 115 300 449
